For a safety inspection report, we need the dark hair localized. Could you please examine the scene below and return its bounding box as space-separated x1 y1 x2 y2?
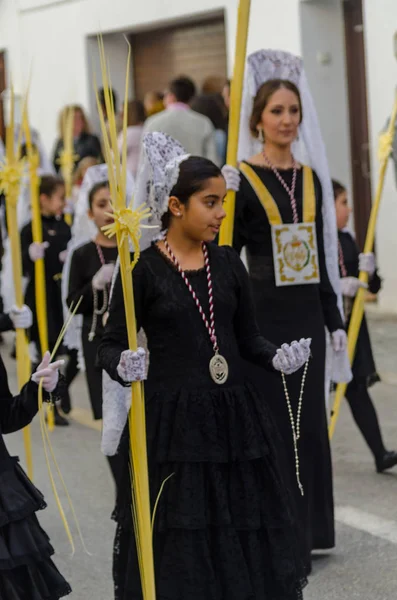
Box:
250 79 303 138
99 87 118 114
202 76 227 95
39 175 64 197
88 180 109 209
332 179 346 200
161 157 222 229
168 76 196 104
126 100 146 127
20 142 39 159
191 94 227 131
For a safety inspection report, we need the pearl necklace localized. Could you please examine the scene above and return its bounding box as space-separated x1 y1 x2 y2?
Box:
281 359 310 497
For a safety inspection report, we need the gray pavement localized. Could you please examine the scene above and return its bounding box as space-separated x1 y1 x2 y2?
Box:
2 313 397 599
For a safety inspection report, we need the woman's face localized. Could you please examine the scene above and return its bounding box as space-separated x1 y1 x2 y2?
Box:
73 110 85 137
335 190 351 230
259 87 301 148
169 176 227 243
88 186 114 230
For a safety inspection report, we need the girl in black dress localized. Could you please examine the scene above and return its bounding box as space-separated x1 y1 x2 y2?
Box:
98 132 311 599
67 180 117 420
0 346 71 598
66 177 122 486
20 175 72 426
333 180 397 473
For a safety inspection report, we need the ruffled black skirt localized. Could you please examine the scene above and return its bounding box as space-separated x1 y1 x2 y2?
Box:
113 382 307 600
0 458 71 599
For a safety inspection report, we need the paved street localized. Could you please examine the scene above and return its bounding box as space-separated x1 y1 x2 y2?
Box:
2 311 397 600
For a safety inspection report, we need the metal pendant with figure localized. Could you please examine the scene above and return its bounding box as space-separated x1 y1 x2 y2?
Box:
209 353 229 385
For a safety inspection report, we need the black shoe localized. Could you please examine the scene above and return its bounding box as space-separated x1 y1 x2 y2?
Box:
60 390 72 415
46 405 70 427
376 451 397 473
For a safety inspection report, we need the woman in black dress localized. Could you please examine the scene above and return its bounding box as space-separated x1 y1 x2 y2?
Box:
98 132 311 599
229 50 349 573
0 347 70 598
333 180 397 473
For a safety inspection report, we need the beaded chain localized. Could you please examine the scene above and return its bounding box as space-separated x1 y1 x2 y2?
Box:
88 244 109 342
263 151 299 224
281 358 310 497
164 238 219 352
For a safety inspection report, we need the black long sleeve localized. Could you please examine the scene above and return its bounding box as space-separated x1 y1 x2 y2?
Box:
0 356 38 434
67 248 97 315
97 257 145 383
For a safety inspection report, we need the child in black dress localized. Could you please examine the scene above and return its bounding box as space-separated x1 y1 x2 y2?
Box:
20 175 72 426
333 179 397 472
0 345 71 598
66 178 121 486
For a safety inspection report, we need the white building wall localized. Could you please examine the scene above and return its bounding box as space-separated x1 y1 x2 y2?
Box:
364 0 397 313
0 0 302 153
300 0 352 199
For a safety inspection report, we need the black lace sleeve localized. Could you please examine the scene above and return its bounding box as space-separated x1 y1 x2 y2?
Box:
314 175 344 333
0 356 39 434
66 247 96 315
225 247 277 369
97 258 146 383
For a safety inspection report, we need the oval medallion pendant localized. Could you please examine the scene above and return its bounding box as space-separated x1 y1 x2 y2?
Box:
209 353 229 385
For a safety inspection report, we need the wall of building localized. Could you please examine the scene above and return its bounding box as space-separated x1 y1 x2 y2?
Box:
300 0 352 202
364 0 397 313
0 0 303 153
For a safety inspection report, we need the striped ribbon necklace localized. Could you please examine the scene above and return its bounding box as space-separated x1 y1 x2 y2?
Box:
164 238 229 385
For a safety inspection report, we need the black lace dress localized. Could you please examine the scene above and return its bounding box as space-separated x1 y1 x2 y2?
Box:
234 165 345 570
0 354 71 598
98 243 307 600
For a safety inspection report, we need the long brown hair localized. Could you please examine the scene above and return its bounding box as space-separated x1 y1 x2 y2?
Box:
58 104 91 138
249 79 303 138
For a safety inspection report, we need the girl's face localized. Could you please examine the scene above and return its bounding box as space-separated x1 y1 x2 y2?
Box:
88 186 114 230
259 87 301 147
169 176 227 243
73 110 85 137
40 184 65 217
335 189 351 230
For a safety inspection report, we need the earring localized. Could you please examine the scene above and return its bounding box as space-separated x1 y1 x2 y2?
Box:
257 128 265 144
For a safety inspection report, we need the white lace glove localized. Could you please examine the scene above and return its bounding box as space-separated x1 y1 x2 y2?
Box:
92 264 115 291
331 329 347 353
58 250 68 264
28 241 49 262
272 338 312 375
221 165 241 192
358 252 376 276
9 305 33 329
117 348 147 383
340 276 368 298
31 351 65 393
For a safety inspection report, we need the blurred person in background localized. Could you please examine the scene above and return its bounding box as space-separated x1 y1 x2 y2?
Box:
53 105 102 174
143 90 164 118
191 94 227 165
144 76 218 163
118 100 145 177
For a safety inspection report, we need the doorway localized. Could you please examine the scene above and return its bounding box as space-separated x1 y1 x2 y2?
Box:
343 0 372 250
